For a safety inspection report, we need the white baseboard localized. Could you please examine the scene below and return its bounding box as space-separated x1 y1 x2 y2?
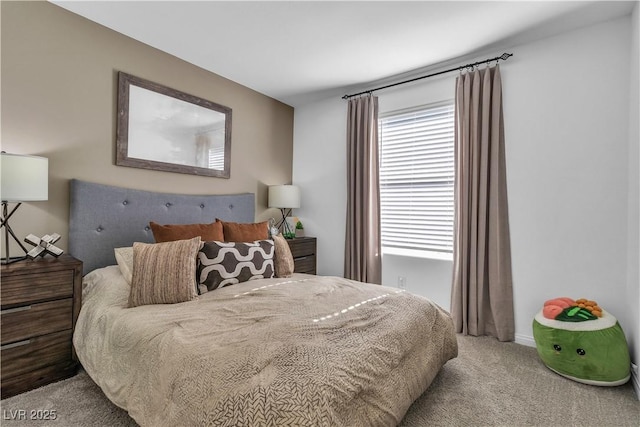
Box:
514 334 536 348
632 365 640 401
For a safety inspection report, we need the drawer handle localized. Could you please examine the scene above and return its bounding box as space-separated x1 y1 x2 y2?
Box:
1 339 31 350
295 256 308 261
1 305 32 315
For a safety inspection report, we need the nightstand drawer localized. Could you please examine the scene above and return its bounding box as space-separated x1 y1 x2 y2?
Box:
1 362 78 400
1 330 73 379
288 239 316 258
293 255 316 274
1 299 73 345
1 270 73 307
286 237 317 275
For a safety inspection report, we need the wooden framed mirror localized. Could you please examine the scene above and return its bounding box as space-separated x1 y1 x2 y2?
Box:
116 72 232 178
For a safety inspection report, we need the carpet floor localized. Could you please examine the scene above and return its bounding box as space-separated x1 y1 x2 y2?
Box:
1 335 638 426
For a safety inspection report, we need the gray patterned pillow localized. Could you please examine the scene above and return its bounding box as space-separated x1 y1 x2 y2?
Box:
197 240 274 291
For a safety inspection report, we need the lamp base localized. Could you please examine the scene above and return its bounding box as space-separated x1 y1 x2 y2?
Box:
1 255 28 265
282 221 295 239
277 208 296 239
1 202 30 265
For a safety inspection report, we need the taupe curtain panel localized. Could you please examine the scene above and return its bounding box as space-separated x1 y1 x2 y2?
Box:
451 65 515 342
345 95 382 284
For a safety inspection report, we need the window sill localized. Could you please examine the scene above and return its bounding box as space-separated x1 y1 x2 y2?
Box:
382 247 453 261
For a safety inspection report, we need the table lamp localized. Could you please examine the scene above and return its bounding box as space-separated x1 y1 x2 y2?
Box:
268 185 300 239
1 152 49 264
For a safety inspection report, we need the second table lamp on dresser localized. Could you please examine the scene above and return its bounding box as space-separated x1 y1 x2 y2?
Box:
268 185 300 239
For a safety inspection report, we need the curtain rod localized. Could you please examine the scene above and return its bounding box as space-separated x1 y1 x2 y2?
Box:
342 52 513 100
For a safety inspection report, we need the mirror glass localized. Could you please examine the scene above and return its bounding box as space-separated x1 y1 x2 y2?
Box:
116 72 232 178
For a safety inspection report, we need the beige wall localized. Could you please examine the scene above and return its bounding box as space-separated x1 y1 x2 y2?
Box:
1 1 294 256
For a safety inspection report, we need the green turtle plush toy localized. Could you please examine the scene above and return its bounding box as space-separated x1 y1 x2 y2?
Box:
532 297 630 386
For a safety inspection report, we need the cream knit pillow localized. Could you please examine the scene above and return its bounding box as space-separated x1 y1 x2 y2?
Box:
272 234 295 278
114 246 133 284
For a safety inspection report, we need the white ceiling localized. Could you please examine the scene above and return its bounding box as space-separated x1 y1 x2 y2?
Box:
50 1 635 107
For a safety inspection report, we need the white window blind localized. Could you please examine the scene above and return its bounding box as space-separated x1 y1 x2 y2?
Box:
208 148 224 170
378 102 455 255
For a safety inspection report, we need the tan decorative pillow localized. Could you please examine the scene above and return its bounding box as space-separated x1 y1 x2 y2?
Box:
150 221 223 243
272 234 294 278
128 237 201 307
220 220 269 242
114 246 133 284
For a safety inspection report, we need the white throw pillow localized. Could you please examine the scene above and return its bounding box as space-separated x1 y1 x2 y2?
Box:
114 246 133 284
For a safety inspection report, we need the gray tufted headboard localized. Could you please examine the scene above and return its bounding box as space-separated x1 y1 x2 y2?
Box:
69 179 255 275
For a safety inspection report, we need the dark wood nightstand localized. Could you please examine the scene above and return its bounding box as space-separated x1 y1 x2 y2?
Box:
286 237 316 274
1 255 82 398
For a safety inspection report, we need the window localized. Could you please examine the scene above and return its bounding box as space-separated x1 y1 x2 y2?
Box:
208 147 224 170
378 101 455 258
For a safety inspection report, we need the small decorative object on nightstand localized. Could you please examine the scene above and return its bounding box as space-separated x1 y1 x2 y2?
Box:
0 255 82 398
24 233 64 259
286 236 316 274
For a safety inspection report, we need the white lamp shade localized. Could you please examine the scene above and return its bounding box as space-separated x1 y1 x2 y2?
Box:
1 153 49 202
268 185 300 208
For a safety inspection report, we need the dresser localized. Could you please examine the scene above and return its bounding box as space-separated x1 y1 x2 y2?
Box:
286 236 317 274
1 255 82 398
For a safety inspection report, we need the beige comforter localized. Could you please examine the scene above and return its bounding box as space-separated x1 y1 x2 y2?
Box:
74 266 457 426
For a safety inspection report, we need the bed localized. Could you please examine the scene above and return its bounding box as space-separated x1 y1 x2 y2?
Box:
69 179 458 426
